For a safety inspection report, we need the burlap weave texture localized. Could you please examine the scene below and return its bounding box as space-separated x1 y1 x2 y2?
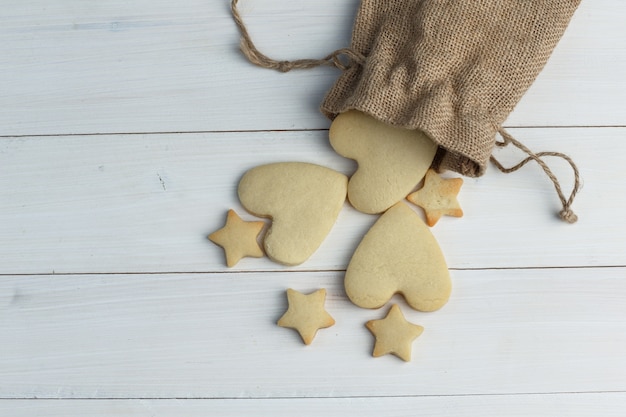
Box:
321 0 581 177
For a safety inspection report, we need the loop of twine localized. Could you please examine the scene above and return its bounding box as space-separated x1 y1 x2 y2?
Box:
231 0 365 72
490 128 580 224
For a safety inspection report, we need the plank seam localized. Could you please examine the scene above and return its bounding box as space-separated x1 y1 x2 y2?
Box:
0 264 623 277
1 390 626 401
1 125 624 139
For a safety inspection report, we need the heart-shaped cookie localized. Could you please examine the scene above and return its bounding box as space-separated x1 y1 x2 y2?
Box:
344 202 451 311
329 110 438 214
238 162 348 266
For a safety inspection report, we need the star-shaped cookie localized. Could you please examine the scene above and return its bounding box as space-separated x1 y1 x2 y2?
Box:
208 209 265 267
407 169 463 226
277 288 335 345
365 304 424 362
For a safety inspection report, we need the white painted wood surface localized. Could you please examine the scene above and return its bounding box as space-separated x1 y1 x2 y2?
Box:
1 268 625 399
1 0 625 415
1 0 625 135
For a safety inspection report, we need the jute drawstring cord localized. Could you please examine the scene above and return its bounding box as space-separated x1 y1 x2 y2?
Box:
490 128 580 224
231 0 365 72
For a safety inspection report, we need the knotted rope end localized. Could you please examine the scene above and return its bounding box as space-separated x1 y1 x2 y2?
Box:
559 208 578 224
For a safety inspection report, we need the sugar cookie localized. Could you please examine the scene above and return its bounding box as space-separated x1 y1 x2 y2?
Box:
329 110 438 214
366 304 424 362
238 162 347 266
277 288 335 345
344 202 451 312
407 169 463 226
208 209 264 267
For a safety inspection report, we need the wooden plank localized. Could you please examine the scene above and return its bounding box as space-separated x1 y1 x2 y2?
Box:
0 0 624 136
1 268 625 399
3 393 626 416
1 128 624 274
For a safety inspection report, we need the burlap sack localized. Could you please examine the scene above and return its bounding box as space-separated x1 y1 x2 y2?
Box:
320 0 581 178
231 0 581 221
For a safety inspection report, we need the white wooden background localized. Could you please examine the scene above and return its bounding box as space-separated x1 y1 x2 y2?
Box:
1 0 625 415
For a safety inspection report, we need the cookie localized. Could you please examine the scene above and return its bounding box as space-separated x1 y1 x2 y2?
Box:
208 209 264 267
238 162 347 266
366 304 424 362
328 110 438 214
344 202 451 312
407 169 463 226
277 288 335 345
